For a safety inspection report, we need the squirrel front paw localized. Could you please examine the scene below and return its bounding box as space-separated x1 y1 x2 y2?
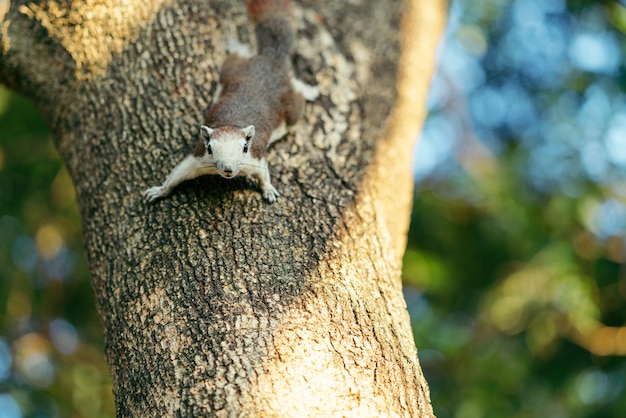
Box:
144 186 167 203
262 185 280 203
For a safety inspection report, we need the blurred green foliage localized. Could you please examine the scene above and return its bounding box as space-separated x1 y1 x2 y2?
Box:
0 86 114 417
404 0 626 417
1 0 626 417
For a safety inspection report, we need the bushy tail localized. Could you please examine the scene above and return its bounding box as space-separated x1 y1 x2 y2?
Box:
244 0 294 62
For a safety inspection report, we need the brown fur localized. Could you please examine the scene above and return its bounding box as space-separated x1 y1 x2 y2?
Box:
192 139 205 157
199 1 305 160
144 0 310 203
244 0 291 23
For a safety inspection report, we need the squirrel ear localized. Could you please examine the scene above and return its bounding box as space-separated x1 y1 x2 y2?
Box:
242 125 255 141
200 125 213 139
200 125 213 147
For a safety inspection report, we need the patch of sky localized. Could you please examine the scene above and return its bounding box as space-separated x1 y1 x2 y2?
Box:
0 338 11 382
440 41 486 94
503 3 569 87
414 114 459 182
470 85 508 129
0 394 22 418
578 84 612 141
569 31 621 74
591 199 626 239
500 81 538 135
604 110 626 166
526 141 579 194
581 142 609 183
49 319 79 356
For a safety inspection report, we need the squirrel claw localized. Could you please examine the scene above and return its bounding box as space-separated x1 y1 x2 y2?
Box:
144 186 165 203
262 186 280 203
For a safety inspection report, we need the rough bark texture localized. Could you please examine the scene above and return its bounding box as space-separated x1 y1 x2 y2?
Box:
0 0 446 416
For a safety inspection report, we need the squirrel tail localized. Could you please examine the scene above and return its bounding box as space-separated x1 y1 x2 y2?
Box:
244 0 294 62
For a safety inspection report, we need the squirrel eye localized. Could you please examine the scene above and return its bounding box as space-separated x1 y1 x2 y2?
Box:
243 144 249 153
207 145 212 155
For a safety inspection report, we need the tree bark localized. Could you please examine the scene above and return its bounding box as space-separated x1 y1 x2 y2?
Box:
0 0 446 416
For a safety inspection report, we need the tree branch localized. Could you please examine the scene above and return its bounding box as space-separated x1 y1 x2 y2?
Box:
0 0 446 415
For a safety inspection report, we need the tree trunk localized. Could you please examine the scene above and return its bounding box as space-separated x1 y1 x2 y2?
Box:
0 0 446 416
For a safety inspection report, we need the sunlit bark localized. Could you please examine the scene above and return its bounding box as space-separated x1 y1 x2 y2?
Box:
0 0 446 415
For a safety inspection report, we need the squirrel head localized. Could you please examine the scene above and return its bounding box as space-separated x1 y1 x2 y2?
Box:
200 125 256 178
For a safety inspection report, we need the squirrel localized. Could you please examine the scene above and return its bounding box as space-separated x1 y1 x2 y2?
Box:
144 0 318 203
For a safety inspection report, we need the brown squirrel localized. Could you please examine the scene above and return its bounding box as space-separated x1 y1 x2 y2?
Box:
144 0 318 203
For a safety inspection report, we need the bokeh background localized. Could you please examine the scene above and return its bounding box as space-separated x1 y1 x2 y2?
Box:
1 0 626 416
